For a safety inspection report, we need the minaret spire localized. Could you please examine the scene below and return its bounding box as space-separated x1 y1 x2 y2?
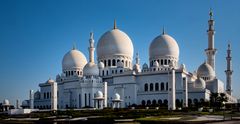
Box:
88 32 95 63
205 8 217 70
113 19 117 29
225 43 233 95
135 52 140 65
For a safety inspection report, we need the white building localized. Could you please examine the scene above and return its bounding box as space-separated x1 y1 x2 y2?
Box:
33 11 236 110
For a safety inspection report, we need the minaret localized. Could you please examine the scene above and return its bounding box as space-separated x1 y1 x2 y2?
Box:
29 90 34 109
88 32 95 63
225 43 233 95
205 9 217 70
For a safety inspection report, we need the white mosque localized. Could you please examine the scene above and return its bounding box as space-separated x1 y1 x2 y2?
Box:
29 10 237 110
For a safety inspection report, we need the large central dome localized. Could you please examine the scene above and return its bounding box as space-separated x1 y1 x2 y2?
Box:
149 33 179 60
62 48 87 71
97 25 134 60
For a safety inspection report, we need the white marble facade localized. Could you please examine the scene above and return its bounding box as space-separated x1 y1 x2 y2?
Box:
33 12 237 110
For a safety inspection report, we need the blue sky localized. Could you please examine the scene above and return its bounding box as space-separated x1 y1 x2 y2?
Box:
0 0 240 105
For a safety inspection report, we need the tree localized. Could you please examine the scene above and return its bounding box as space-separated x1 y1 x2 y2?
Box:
210 92 228 111
219 93 228 107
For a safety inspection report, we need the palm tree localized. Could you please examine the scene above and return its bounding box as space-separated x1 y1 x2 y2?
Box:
219 93 228 107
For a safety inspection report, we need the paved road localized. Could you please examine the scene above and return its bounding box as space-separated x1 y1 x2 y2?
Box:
206 120 240 124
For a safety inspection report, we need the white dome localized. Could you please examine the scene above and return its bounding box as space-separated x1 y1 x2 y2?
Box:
149 34 179 60
114 93 120 100
142 63 148 69
195 78 206 89
46 78 55 84
62 49 87 71
98 62 105 69
83 62 99 76
3 99 9 105
197 62 215 80
22 100 29 107
153 61 159 67
95 91 103 98
97 29 134 59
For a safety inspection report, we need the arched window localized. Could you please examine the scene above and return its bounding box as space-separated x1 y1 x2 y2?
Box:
112 59 116 66
164 59 167 65
104 60 107 67
142 100 146 106
144 83 148 91
163 99 168 105
71 71 73 75
125 61 128 67
188 99 192 105
155 83 159 91
152 99 157 106
147 100 151 106
117 59 120 62
193 99 198 106
106 70 108 75
44 93 46 99
161 82 164 91
176 99 181 107
47 92 49 99
150 83 153 91
108 59 111 66
158 99 162 105
102 70 104 76
161 59 163 65
166 82 168 91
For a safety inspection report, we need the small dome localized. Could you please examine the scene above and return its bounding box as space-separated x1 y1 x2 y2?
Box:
22 100 29 107
149 34 179 60
95 91 103 98
197 62 215 80
195 78 206 89
62 49 87 71
114 93 120 100
142 63 148 69
98 62 105 69
153 61 159 67
117 61 124 68
3 99 10 105
83 62 99 76
97 28 134 59
46 78 55 84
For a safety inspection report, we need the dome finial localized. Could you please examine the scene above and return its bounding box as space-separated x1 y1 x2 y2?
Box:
72 42 77 50
113 19 117 29
209 8 213 20
228 41 231 50
162 26 165 35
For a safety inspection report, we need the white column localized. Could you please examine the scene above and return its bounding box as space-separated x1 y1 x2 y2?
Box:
50 82 58 111
182 77 188 107
168 68 176 110
16 99 20 109
103 82 108 108
29 90 34 109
